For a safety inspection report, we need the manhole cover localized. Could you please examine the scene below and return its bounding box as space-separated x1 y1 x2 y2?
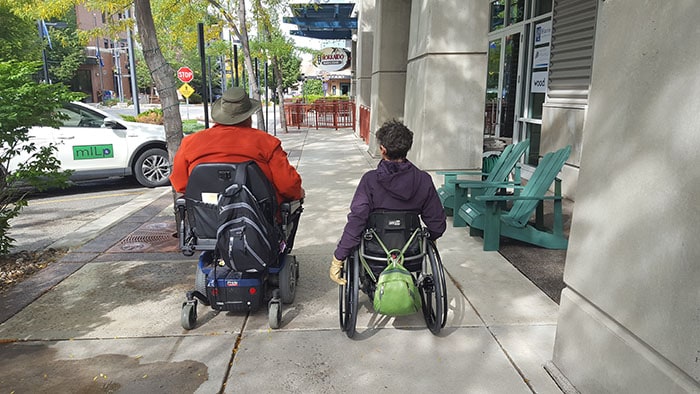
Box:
107 221 178 253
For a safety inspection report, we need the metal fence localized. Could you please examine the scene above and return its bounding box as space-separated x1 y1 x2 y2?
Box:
358 105 370 144
284 99 355 130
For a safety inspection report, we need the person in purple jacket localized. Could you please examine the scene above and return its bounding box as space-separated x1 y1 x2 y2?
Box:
329 119 447 285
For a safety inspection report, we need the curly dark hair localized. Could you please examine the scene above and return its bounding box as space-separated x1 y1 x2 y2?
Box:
376 119 413 160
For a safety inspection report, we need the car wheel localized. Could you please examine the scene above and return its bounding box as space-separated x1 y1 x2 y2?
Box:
133 148 170 187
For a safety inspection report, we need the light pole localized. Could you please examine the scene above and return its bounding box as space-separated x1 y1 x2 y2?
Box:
125 7 140 114
94 14 105 104
37 20 67 84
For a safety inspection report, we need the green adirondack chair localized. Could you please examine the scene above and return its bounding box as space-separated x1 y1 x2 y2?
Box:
438 139 529 218
456 145 571 251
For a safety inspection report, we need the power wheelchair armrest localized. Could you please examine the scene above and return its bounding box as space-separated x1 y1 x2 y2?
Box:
175 197 195 256
280 199 304 219
280 199 303 244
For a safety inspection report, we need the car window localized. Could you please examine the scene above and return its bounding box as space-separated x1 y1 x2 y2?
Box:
59 105 105 128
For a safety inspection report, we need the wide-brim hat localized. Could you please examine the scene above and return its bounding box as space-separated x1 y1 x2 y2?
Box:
210 87 261 125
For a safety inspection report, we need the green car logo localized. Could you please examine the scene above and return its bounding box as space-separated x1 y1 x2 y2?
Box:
73 144 114 160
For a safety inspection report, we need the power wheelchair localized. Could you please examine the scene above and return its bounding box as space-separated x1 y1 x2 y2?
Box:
176 161 303 330
338 211 448 338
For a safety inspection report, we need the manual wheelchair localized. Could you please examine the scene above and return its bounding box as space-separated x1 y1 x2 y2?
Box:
176 161 302 330
338 211 448 338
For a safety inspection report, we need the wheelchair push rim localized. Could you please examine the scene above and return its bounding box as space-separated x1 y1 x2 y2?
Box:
419 240 448 334
338 251 359 338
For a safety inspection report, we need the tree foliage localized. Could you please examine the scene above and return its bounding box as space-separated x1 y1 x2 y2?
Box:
0 61 82 254
43 11 86 85
0 4 41 62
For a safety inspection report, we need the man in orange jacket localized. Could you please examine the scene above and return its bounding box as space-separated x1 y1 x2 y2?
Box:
169 87 304 205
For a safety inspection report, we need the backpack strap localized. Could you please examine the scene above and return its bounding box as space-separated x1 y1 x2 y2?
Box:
360 227 421 283
217 162 250 206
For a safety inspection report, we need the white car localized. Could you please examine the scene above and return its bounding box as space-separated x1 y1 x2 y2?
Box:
10 102 171 188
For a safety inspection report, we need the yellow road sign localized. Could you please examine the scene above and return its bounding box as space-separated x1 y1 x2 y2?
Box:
178 83 195 98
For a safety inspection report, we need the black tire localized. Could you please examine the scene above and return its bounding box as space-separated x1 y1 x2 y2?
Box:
338 251 359 338
279 255 297 304
268 301 281 329
420 240 448 335
133 148 170 187
181 302 197 330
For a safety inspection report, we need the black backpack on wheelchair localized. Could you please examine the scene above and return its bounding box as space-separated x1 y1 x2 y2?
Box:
176 161 302 330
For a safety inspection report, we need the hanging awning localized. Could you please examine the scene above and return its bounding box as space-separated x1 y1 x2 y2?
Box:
284 3 357 40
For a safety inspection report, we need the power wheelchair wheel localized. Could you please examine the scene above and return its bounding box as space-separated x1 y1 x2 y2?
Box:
419 240 448 334
268 289 282 329
181 301 197 330
279 255 298 304
338 250 359 338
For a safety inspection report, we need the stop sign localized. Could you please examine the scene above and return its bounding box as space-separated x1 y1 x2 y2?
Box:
177 67 194 83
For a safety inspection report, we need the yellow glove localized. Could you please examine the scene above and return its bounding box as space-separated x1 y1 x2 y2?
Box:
329 256 347 285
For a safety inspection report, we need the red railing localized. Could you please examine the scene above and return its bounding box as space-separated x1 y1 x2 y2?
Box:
284 99 356 130
359 105 370 144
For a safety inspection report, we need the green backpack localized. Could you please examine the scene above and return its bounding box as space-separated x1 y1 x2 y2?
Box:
363 228 422 317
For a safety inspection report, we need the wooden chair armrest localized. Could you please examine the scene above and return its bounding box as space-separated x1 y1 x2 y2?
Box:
475 194 561 202
437 170 483 176
455 180 523 189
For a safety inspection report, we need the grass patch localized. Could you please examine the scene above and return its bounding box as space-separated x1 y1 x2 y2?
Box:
183 119 206 134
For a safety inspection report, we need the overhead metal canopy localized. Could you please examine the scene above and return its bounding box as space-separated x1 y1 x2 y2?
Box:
284 3 357 40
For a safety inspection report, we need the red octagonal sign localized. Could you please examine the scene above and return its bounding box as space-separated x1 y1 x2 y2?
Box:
177 67 194 83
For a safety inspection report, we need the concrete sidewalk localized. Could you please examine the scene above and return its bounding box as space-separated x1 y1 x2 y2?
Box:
0 127 562 393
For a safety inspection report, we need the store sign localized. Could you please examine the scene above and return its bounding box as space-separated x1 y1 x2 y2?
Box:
534 21 552 45
534 47 550 69
315 47 351 72
531 71 548 93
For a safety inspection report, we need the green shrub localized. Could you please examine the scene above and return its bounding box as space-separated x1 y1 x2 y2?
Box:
183 119 206 134
187 93 203 104
103 98 119 107
135 108 163 125
0 61 80 254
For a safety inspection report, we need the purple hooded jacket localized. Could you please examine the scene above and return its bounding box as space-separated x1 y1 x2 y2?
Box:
334 159 447 260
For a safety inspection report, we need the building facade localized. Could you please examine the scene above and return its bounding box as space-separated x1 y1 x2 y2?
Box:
354 0 699 392
74 6 133 104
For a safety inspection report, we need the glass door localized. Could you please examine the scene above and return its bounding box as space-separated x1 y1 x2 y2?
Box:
484 0 552 163
485 0 524 141
485 31 522 140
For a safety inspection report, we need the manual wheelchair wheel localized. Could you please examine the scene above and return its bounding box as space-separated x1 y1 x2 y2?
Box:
338 250 359 338
419 240 448 335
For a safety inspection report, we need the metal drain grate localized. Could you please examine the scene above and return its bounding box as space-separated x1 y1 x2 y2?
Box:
108 221 178 253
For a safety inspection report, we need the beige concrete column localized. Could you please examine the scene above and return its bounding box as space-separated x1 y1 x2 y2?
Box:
549 2 700 392
403 0 488 170
354 0 375 139
368 0 411 155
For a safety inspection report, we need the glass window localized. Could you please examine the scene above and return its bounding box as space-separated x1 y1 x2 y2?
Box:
509 0 525 25
535 0 552 16
525 123 541 165
490 1 505 32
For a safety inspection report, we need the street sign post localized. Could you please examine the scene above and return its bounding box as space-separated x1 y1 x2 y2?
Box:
178 82 196 119
177 67 194 83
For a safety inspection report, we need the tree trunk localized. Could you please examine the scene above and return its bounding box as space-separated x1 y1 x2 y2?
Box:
134 0 183 161
133 0 183 226
272 57 288 133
